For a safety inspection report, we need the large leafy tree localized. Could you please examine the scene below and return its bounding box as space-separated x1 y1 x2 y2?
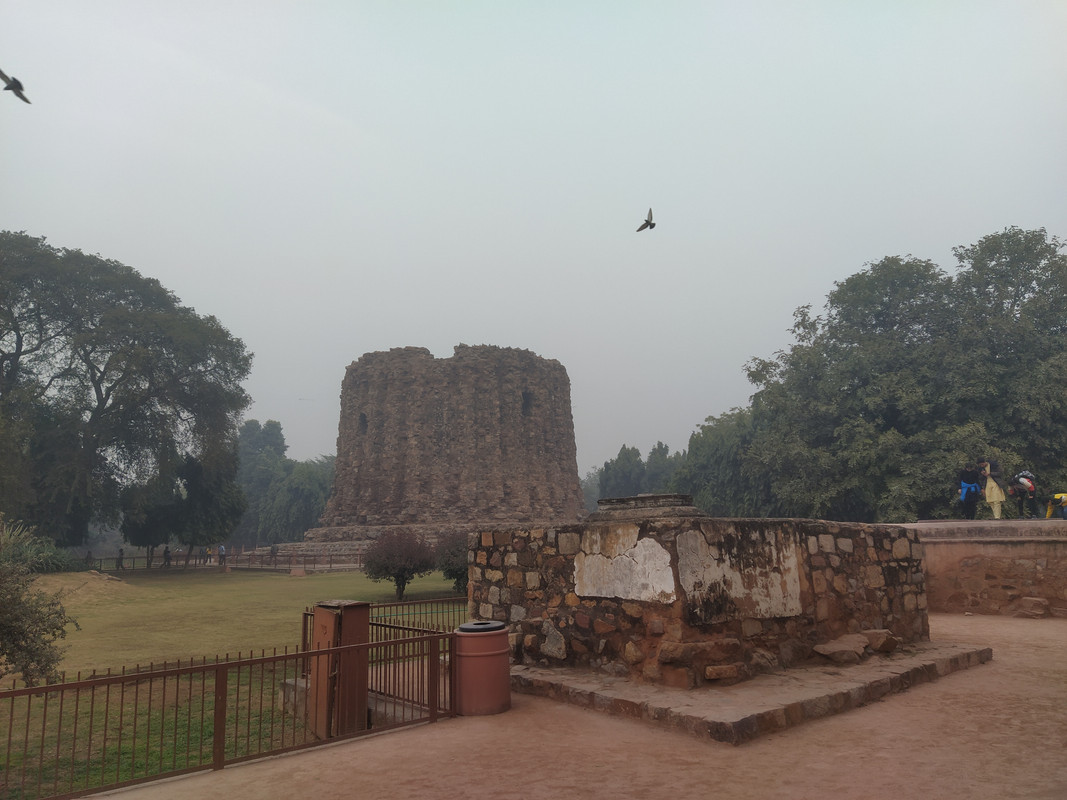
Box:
681 227 1067 522
0 232 252 543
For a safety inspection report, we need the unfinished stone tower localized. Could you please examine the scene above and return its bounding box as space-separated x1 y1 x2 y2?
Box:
306 345 584 544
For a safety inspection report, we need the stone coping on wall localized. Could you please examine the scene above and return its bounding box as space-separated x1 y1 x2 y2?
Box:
903 519 1067 539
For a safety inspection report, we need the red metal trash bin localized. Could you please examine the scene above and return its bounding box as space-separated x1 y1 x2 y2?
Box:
454 620 512 716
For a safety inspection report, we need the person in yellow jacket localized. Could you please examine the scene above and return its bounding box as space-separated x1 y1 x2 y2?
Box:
1046 493 1067 519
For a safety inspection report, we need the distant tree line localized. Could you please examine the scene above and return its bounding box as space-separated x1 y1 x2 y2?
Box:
583 442 686 512
231 419 334 548
593 227 1067 523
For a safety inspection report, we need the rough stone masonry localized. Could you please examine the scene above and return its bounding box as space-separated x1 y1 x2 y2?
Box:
304 345 584 548
469 495 930 688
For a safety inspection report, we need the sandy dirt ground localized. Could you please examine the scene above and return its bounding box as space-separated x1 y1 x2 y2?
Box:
98 613 1067 800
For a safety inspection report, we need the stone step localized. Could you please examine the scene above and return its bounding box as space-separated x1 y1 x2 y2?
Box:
511 640 992 745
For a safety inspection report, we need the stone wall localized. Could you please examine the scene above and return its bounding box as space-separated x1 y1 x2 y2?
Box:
909 521 1067 616
469 497 929 688
306 345 584 543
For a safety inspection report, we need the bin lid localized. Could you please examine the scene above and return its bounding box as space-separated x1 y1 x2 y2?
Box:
458 620 507 633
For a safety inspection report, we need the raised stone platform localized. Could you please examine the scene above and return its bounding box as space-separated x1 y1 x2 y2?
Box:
511 639 992 745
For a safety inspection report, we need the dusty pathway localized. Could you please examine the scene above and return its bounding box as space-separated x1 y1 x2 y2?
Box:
98 614 1067 800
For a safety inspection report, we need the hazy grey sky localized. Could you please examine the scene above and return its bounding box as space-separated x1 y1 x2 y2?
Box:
3 2 1065 474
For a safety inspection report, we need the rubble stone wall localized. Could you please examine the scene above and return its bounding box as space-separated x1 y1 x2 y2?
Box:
468 500 929 688
922 536 1067 616
307 345 584 542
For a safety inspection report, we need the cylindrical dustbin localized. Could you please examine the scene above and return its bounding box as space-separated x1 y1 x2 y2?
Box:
454 620 512 716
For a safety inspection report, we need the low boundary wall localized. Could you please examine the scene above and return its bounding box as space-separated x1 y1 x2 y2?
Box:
906 520 1067 616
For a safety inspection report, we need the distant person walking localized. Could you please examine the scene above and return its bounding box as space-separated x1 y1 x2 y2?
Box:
958 465 982 520
116 548 125 571
162 546 171 568
218 544 226 565
978 458 1007 519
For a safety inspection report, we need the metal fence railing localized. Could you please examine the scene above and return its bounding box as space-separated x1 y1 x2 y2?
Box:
301 597 468 654
88 552 365 573
1 634 453 800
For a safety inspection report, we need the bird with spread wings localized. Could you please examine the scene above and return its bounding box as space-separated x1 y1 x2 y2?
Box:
1 68 31 104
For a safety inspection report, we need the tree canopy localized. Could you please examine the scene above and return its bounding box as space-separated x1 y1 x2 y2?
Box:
363 531 436 601
672 227 1067 522
0 232 252 544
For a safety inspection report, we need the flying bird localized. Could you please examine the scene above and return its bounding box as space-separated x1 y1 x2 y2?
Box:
636 208 655 232
0 68 31 104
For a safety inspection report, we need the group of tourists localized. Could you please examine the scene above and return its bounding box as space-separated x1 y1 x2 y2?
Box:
958 458 1063 520
191 544 227 565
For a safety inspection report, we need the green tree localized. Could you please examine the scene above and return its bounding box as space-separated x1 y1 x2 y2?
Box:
0 232 252 544
0 517 79 686
363 530 436 601
580 468 602 513
435 530 470 595
681 227 1067 522
671 408 774 516
644 441 685 492
233 420 333 547
599 445 645 498
260 457 334 544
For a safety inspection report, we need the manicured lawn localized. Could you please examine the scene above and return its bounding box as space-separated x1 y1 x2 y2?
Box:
34 569 459 677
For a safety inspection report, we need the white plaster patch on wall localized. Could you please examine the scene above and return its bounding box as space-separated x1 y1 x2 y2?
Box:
677 531 803 619
580 525 639 558
574 537 676 603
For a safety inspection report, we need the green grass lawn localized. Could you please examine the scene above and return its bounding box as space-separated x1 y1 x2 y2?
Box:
35 569 459 677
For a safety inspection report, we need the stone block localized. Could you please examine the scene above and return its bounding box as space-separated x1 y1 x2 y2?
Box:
741 618 763 637
558 532 581 555
866 565 886 588
813 633 869 664
861 628 900 653
593 618 616 635
623 641 644 664
704 663 744 681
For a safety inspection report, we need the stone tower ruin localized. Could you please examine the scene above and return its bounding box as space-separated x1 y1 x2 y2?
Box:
306 345 584 543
